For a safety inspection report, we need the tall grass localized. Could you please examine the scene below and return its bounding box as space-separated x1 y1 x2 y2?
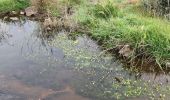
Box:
93 1 120 19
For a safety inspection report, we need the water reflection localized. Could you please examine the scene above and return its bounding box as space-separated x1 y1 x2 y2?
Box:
0 19 89 100
0 20 12 45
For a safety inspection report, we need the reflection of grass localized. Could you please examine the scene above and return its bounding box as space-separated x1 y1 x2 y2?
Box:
0 0 29 13
0 22 9 43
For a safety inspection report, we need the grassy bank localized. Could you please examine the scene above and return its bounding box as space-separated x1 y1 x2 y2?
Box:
43 0 170 68
0 0 29 13
71 0 170 68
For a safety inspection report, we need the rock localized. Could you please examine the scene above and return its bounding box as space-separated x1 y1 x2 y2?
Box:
25 6 38 17
3 16 8 20
20 11 25 15
166 62 170 68
9 17 19 21
119 45 133 57
11 11 18 15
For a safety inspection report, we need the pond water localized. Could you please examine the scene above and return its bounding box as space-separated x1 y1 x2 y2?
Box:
0 19 170 100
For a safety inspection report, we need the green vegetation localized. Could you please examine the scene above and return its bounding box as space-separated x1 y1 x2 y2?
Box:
41 0 170 67
72 0 170 67
0 0 29 13
93 1 120 19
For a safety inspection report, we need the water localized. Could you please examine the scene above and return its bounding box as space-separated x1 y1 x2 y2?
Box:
0 19 91 100
0 19 170 100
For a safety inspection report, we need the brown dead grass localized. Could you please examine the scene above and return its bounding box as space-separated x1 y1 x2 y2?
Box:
37 0 79 32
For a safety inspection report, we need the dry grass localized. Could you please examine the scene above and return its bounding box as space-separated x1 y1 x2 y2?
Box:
34 0 79 32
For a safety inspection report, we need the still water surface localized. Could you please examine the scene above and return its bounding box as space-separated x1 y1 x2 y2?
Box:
0 19 170 100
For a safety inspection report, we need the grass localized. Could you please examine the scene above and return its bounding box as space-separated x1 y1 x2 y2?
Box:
73 0 170 67
0 0 29 13
93 1 120 19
